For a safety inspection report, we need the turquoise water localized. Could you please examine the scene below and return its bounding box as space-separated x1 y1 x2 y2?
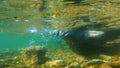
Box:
0 31 65 50
0 19 66 50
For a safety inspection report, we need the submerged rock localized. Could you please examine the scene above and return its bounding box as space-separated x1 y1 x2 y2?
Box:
21 46 46 67
110 0 120 3
99 63 112 68
67 61 80 68
45 60 66 68
109 56 120 67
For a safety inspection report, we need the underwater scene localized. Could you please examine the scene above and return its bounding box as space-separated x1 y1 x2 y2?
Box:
0 0 120 68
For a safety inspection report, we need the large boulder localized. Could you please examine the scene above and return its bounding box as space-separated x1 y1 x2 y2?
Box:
21 46 46 67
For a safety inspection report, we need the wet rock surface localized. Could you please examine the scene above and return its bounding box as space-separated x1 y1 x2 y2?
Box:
0 45 120 68
21 46 47 67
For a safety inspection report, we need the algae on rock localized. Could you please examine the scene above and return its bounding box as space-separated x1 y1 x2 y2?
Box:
21 46 46 67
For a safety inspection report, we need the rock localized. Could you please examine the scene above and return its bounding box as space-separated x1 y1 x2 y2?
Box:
67 62 80 68
86 59 107 66
110 0 120 3
99 63 112 68
109 56 120 66
0 63 9 68
21 46 46 67
64 0 82 4
89 18 97 23
45 60 66 68
98 0 105 2
99 55 112 61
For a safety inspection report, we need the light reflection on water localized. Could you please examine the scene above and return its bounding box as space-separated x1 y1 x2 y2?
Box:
0 27 66 49
0 18 68 49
